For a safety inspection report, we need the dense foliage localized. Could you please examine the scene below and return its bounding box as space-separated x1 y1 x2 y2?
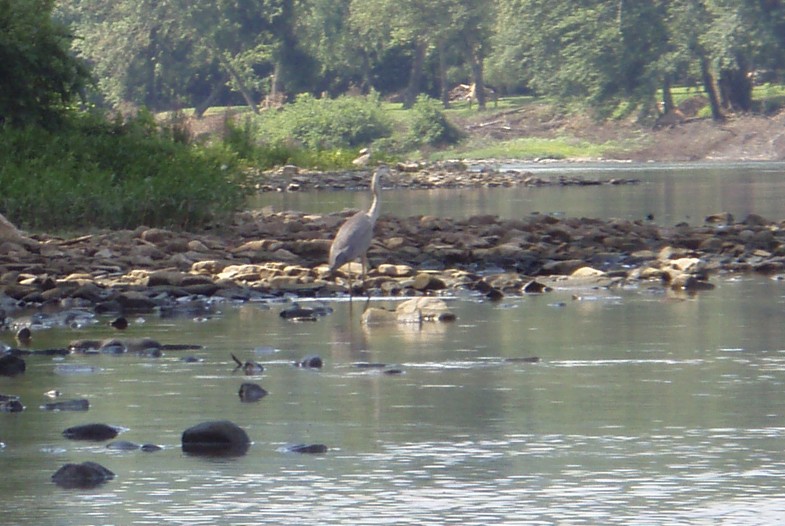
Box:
0 0 91 127
0 112 248 231
52 0 785 120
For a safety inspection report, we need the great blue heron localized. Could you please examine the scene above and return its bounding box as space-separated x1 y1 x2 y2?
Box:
328 165 389 283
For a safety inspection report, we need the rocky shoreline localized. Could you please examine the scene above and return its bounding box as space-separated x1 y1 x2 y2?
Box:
2 164 785 328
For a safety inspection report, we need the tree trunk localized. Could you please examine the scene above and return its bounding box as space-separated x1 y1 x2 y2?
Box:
469 44 486 110
718 64 753 112
437 39 450 108
403 40 427 109
700 56 724 121
216 53 258 114
194 82 224 119
661 77 675 114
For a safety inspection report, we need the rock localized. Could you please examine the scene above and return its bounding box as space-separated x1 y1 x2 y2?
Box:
0 398 24 412
51 461 115 489
522 280 552 294
41 399 90 412
15 327 31 345
140 443 163 452
297 355 323 368
396 297 455 323
279 305 318 321
106 440 140 451
109 317 128 330
0 354 25 376
285 443 328 454
62 423 120 441
411 273 447 291
239 382 268 402
570 266 607 279
181 420 250 456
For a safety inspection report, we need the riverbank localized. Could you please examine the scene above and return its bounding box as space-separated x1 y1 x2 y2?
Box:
5 106 785 325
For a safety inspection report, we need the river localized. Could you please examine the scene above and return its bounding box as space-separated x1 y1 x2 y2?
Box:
2 162 785 525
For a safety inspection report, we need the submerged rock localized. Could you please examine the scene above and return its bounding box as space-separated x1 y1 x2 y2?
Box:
41 398 89 412
297 355 323 368
0 354 25 376
52 461 114 489
62 423 120 441
285 443 328 454
238 382 268 402
181 420 250 456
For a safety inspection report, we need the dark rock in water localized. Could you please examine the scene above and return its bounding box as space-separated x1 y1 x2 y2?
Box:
504 356 541 363
522 280 551 294
286 443 328 454
51 461 114 489
99 339 126 354
15 327 32 345
0 354 25 376
279 306 318 321
297 355 323 368
0 398 24 412
109 317 128 330
140 443 162 452
383 368 404 375
41 398 90 412
181 420 250 456
239 382 268 403
106 440 140 451
486 288 504 301
353 362 387 369
181 356 203 363
62 423 119 441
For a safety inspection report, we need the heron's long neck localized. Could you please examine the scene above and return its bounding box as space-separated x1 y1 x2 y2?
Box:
367 173 381 221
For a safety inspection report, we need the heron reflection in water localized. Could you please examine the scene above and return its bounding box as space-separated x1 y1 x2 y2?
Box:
328 165 390 293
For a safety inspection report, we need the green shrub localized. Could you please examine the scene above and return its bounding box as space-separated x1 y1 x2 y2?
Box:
0 112 248 231
252 93 392 150
406 95 464 148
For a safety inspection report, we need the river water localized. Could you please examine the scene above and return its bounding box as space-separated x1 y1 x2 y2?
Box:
3 163 785 525
253 161 785 225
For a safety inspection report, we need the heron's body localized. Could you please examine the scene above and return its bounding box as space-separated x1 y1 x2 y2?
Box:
328 166 387 279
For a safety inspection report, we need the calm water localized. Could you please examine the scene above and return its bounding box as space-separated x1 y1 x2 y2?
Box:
253 161 785 224
3 163 785 525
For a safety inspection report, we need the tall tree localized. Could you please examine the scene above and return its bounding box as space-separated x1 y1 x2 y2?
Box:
1 0 91 127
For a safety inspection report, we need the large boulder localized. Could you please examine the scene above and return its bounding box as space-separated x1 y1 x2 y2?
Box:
62 423 120 441
181 420 250 456
51 461 115 489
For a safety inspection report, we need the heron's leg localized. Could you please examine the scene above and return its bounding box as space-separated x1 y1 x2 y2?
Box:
361 255 368 282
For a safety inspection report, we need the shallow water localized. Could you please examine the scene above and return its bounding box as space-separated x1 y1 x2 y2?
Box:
253 161 785 225
3 274 785 524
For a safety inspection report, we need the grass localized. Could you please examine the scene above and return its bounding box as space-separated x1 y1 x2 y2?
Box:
430 136 622 161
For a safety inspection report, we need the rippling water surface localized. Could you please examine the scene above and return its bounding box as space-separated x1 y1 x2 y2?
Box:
4 274 785 524
252 161 785 224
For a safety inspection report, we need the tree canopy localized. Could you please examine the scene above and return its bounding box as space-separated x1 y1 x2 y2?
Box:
1 0 90 127
9 0 781 121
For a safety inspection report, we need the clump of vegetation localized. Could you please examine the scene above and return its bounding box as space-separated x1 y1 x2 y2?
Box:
406 95 464 148
0 111 249 231
224 115 361 170
251 93 392 150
